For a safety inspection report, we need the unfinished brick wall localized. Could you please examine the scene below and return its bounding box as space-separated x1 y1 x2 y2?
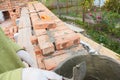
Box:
0 0 30 10
28 2 86 70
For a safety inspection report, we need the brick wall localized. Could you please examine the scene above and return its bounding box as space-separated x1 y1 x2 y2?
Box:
0 0 31 10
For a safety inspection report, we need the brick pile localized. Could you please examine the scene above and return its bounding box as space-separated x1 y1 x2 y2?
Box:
28 2 85 70
0 0 30 10
1 1 21 35
2 27 15 42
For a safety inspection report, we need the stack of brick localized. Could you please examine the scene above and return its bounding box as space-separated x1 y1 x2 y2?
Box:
28 2 83 70
2 27 15 42
6 1 21 33
38 35 55 56
0 0 30 10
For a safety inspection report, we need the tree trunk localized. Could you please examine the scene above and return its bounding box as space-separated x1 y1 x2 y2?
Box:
82 7 85 23
66 0 69 14
56 0 61 16
76 0 79 14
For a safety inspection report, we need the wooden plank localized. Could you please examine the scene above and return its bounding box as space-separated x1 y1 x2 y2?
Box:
18 28 38 67
78 33 120 63
18 7 38 67
19 7 31 29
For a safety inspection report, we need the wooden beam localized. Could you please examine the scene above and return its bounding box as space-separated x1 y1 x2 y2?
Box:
18 7 38 67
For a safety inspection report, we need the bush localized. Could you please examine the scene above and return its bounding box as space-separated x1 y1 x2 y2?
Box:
59 13 120 54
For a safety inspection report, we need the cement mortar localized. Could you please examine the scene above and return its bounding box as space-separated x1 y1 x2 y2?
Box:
54 55 120 80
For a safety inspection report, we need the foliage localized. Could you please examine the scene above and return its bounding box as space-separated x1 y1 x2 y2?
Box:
80 0 94 22
60 16 120 54
49 0 120 54
80 0 94 9
103 0 120 14
91 11 120 38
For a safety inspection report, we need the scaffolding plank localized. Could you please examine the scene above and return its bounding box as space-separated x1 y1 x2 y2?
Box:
19 7 31 29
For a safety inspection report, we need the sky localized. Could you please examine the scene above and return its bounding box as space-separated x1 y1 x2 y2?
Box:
94 0 106 6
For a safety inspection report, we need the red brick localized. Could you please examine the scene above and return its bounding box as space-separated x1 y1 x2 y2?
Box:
55 38 69 50
36 54 45 69
49 26 69 32
40 15 51 21
30 13 39 20
4 31 10 36
33 20 47 30
33 3 44 12
30 14 39 24
34 45 42 55
9 35 14 39
33 20 56 30
70 44 85 52
38 35 55 55
13 26 18 33
52 29 74 38
38 35 49 43
52 50 65 56
55 33 80 50
9 27 14 34
30 35 38 44
43 53 70 70
28 4 36 12
39 42 55 56
35 29 47 36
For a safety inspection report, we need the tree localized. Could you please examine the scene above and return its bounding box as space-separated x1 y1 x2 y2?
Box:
104 0 120 14
80 0 94 23
66 0 69 14
76 0 79 14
